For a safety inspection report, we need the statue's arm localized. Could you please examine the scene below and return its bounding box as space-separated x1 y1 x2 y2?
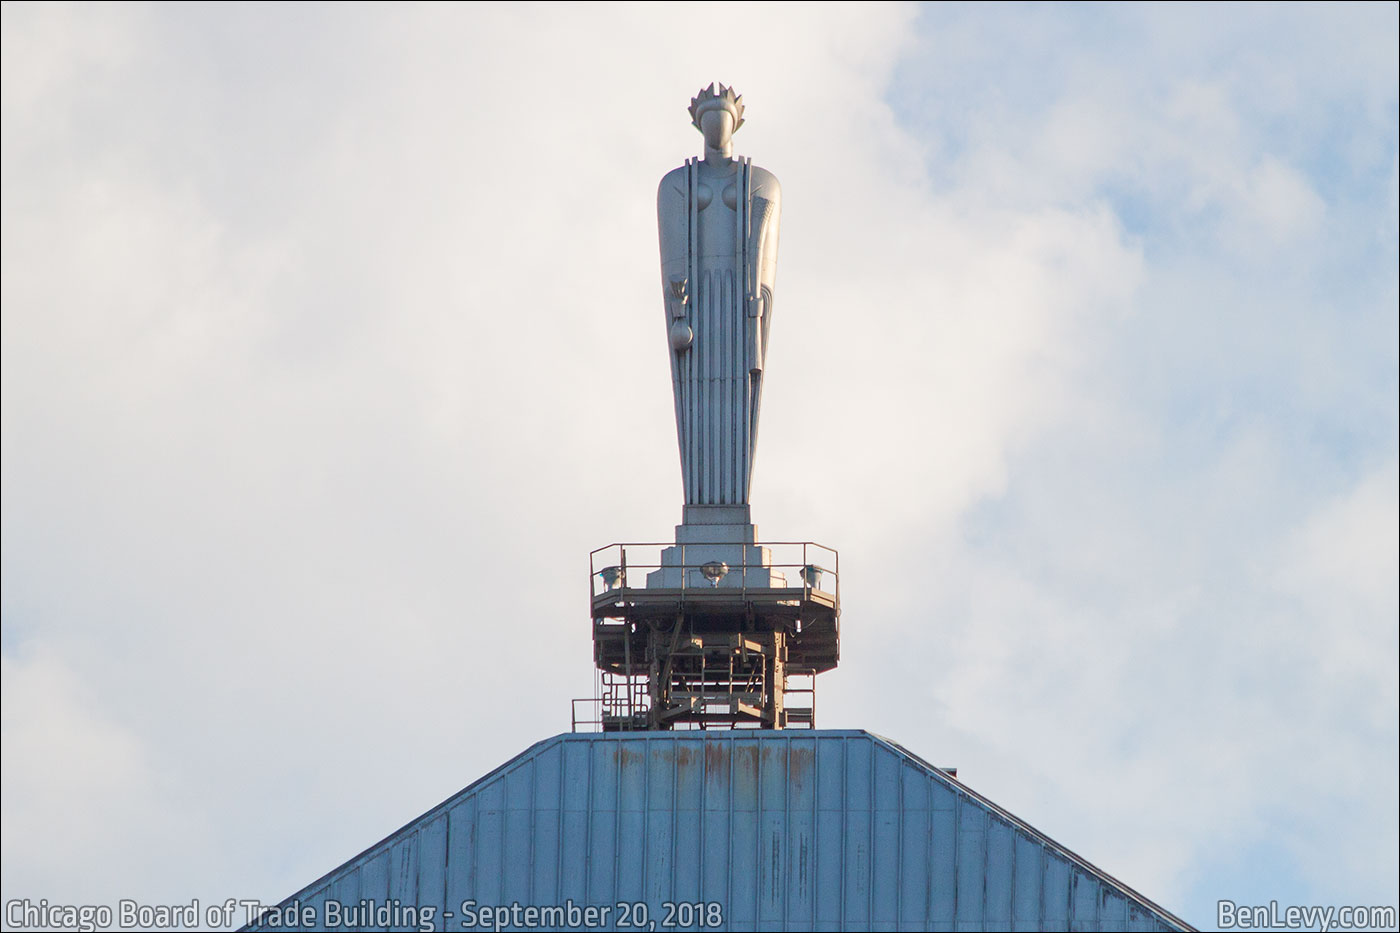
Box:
747 166 781 315
658 166 690 319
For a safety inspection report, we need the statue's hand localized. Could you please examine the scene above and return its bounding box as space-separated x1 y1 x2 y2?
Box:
667 276 689 319
667 277 692 351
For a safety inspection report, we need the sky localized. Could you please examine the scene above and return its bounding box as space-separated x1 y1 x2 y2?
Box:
1 3 1396 931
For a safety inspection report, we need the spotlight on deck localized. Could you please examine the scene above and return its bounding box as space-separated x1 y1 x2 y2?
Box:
700 560 729 587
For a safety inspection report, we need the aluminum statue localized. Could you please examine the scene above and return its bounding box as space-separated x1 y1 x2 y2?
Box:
658 83 781 507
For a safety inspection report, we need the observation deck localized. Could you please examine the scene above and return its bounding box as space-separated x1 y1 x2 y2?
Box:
581 542 840 731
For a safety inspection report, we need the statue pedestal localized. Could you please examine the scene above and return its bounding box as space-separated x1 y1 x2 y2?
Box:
645 505 788 588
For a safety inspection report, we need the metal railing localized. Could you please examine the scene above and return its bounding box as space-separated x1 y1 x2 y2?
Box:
572 670 821 733
783 671 816 728
589 541 839 603
572 668 652 732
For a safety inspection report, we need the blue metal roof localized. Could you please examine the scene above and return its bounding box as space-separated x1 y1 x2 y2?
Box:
243 730 1192 932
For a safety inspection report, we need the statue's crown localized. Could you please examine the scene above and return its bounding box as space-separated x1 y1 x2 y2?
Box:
689 83 745 132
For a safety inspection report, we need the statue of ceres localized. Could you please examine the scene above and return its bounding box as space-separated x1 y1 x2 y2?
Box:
659 84 781 506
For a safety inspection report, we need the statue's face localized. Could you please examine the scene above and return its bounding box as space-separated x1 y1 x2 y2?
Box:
700 108 735 150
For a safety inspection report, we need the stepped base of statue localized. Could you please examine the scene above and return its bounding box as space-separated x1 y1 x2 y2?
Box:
644 505 787 589
589 502 840 682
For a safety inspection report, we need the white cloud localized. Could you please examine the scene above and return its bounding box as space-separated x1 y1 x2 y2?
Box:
0 651 188 905
1273 460 1399 707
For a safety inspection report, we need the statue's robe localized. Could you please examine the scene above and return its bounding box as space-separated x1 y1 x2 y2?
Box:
658 157 781 506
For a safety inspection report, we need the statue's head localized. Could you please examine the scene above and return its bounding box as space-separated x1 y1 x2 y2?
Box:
689 83 745 151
